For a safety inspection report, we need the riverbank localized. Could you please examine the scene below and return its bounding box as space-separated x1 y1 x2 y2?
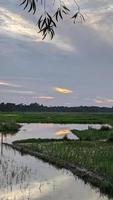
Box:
0 121 21 133
0 112 113 124
5 138 113 197
71 126 113 141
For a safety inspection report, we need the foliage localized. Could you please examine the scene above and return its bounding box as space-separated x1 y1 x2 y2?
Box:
19 0 84 39
1 103 113 113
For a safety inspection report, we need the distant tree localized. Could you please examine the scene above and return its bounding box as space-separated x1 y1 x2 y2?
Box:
19 0 84 39
0 102 113 112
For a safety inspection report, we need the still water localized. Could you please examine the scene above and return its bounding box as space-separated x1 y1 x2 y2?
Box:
0 124 111 200
4 123 102 143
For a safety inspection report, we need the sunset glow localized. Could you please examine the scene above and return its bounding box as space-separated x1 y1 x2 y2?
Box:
54 87 73 94
38 96 55 100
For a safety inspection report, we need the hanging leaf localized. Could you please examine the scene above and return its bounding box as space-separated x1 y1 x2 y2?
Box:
19 0 84 40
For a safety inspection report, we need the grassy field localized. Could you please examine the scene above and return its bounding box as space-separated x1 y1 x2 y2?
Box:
0 112 113 124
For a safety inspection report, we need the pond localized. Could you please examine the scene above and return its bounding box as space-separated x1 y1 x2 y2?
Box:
0 123 111 200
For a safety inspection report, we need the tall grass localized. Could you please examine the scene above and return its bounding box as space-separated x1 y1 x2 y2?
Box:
16 139 113 178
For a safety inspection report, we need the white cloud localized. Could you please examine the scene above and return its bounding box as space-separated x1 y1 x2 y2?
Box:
0 80 21 88
0 6 75 52
0 7 41 41
0 88 35 95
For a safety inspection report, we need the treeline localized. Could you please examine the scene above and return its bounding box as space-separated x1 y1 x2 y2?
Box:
0 103 113 112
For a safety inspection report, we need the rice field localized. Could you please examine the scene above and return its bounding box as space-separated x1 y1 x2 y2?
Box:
15 139 113 178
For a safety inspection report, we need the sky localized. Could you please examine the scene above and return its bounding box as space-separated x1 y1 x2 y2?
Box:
0 0 113 107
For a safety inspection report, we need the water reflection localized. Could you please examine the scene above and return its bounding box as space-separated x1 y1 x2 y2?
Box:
0 145 110 200
0 132 17 156
55 128 70 136
0 151 32 200
55 128 76 139
0 133 3 155
4 123 102 143
0 123 111 200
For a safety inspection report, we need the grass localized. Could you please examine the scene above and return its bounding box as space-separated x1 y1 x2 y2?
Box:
71 128 113 141
1 111 113 196
0 121 21 133
15 139 113 178
14 137 113 196
0 112 113 124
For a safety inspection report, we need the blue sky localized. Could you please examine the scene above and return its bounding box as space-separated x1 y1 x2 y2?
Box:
0 0 113 106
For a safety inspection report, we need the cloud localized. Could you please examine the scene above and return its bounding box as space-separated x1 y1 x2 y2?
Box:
0 88 35 95
83 2 113 45
0 80 20 88
0 0 113 106
9 90 35 95
37 96 55 100
54 87 73 94
0 6 75 52
0 7 41 41
94 97 113 105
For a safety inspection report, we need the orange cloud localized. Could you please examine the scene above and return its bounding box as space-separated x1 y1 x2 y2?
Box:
54 87 73 94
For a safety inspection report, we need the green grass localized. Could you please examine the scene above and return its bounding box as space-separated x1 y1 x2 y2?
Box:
0 112 113 124
15 139 113 178
0 121 21 133
71 129 113 141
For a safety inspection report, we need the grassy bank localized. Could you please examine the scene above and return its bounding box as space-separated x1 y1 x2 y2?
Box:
0 121 21 133
13 138 113 196
72 127 113 141
0 112 113 124
14 139 113 178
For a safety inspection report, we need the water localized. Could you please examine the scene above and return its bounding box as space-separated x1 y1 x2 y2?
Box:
0 123 111 200
4 123 102 143
0 145 109 200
